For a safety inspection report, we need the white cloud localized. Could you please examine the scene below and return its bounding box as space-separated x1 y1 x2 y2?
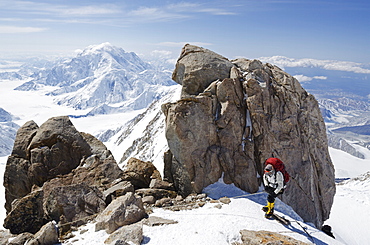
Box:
294 74 327 83
293 75 312 83
1 1 121 17
128 7 187 22
147 50 177 65
150 50 173 57
0 25 47 33
196 8 237 15
158 42 213 48
167 3 237 15
128 2 237 23
166 3 200 11
58 5 121 16
313 76 327 80
2 1 237 27
259 56 370 74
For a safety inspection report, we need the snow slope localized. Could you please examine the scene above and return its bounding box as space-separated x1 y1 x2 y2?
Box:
329 147 370 178
61 177 341 245
326 172 370 245
99 85 181 174
60 148 370 245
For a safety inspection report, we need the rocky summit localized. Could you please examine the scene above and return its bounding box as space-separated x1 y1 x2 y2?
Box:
162 44 335 228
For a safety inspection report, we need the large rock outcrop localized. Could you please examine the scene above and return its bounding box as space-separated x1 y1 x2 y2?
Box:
3 116 123 235
162 44 335 227
4 116 92 212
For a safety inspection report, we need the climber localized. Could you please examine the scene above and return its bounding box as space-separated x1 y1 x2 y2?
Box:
262 157 289 218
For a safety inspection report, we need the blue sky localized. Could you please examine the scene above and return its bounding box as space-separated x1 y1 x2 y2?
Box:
0 0 369 63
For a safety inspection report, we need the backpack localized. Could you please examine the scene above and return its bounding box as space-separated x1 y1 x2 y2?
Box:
265 157 290 185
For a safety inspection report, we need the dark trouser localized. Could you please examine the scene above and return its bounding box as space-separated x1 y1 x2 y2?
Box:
265 186 279 203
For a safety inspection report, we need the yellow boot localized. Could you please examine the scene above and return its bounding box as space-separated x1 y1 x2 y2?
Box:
262 201 273 212
262 202 269 212
265 202 275 218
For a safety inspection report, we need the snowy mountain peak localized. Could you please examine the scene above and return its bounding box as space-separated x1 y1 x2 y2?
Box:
15 43 175 111
73 42 150 74
79 42 120 56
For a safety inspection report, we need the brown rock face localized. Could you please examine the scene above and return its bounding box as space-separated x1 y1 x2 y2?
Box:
44 183 106 226
3 116 123 235
3 190 46 234
121 157 161 189
172 44 234 98
163 44 335 227
95 192 146 234
4 116 92 213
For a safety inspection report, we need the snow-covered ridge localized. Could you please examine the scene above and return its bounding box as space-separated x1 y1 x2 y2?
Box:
99 85 182 174
0 108 19 157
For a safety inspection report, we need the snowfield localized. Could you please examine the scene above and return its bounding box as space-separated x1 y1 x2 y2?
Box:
326 171 370 245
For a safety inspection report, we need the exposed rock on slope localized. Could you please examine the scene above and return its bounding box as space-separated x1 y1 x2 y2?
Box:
162 44 335 227
3 116 123 235
4 116 91 213
2 115 179 243
237 229 310 245
327 134 365 159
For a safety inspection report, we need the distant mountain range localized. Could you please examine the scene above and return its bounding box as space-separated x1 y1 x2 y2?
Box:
0 43 177 156
1 43 370 160
14 43 176 114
